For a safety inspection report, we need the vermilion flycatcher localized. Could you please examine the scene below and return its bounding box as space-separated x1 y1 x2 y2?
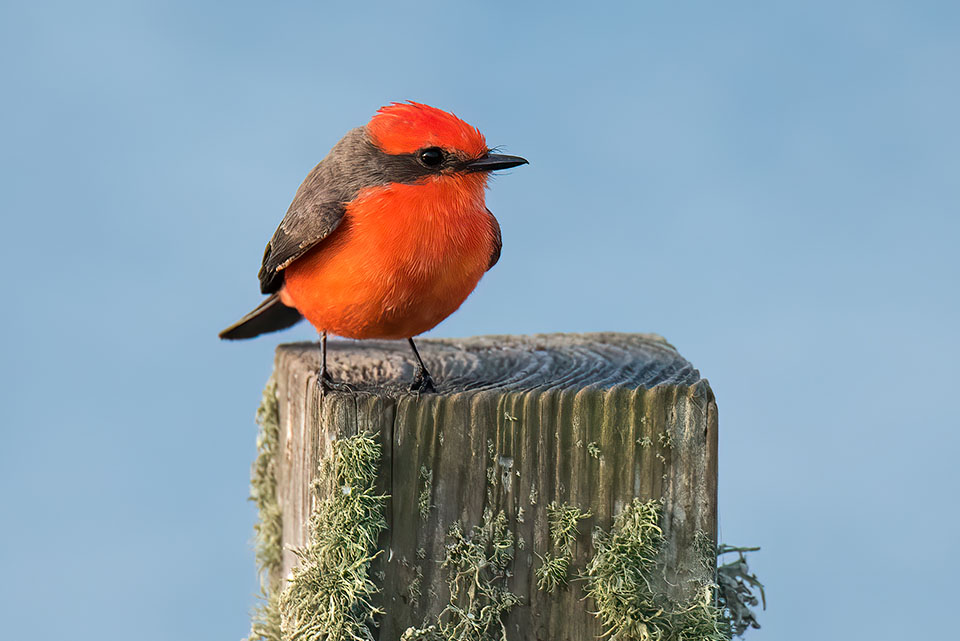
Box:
219 102 527 392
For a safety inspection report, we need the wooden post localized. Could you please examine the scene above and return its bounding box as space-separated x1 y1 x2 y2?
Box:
267 333 718 640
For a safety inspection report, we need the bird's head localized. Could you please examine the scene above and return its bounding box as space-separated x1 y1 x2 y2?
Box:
366 102 527 177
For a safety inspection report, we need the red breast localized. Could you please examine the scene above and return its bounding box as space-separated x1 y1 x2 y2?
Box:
280 172 497 339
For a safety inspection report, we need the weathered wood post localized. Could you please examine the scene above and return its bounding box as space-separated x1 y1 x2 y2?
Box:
251 333 720 641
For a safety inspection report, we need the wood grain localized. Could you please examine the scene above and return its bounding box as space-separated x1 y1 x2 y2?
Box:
271 333 718 641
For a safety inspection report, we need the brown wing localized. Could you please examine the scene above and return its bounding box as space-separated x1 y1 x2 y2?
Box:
486 208 502 270
258 200 345 293
256 127 437 294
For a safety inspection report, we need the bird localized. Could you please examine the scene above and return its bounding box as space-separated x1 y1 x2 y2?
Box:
219 101 527 393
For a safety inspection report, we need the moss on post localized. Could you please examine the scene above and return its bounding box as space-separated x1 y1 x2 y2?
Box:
584 499 729 641
535 501 591 593
247 376 283 641
279 432 387 641
402 508 521 641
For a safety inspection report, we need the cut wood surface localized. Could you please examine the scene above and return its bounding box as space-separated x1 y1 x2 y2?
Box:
271 332 718 640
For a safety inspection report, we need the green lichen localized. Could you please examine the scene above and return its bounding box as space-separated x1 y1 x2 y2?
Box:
279 432 388 641
418 466 434 520
548 501 591 550
716 546 765 637
587 442 602 460
536 501 591 592
402 508 521 641
247 376 283 641
536 554 569 592
584 498 729 641
409 566 424 606
658 431 673 449
248 588 282 641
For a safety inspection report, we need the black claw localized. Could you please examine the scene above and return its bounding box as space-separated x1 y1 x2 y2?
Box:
409 368 437 394
407 337 436 394
317 330 352 394
319 371 353 394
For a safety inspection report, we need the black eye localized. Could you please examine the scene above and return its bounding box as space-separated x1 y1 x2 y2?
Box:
418 147 444 167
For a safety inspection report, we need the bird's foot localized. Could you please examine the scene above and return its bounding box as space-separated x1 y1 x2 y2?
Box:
409 368 437 395
319 372 353 394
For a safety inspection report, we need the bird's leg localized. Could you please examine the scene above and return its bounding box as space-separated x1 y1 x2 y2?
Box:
407 338 437 394
318 331 352 393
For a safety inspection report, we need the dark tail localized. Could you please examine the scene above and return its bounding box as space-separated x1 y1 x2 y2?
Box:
219 294 303 340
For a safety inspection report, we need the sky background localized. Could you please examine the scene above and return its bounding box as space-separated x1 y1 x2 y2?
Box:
2 1 958 639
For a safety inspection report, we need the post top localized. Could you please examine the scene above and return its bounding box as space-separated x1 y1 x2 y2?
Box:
277 332 703 395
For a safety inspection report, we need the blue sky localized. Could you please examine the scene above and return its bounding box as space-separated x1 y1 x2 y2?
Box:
1 1 957 639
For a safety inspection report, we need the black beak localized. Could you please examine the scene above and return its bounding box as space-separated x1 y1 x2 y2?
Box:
465 153 529 172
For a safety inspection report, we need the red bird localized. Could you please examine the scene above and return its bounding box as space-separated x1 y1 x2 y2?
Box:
219 102 527 392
